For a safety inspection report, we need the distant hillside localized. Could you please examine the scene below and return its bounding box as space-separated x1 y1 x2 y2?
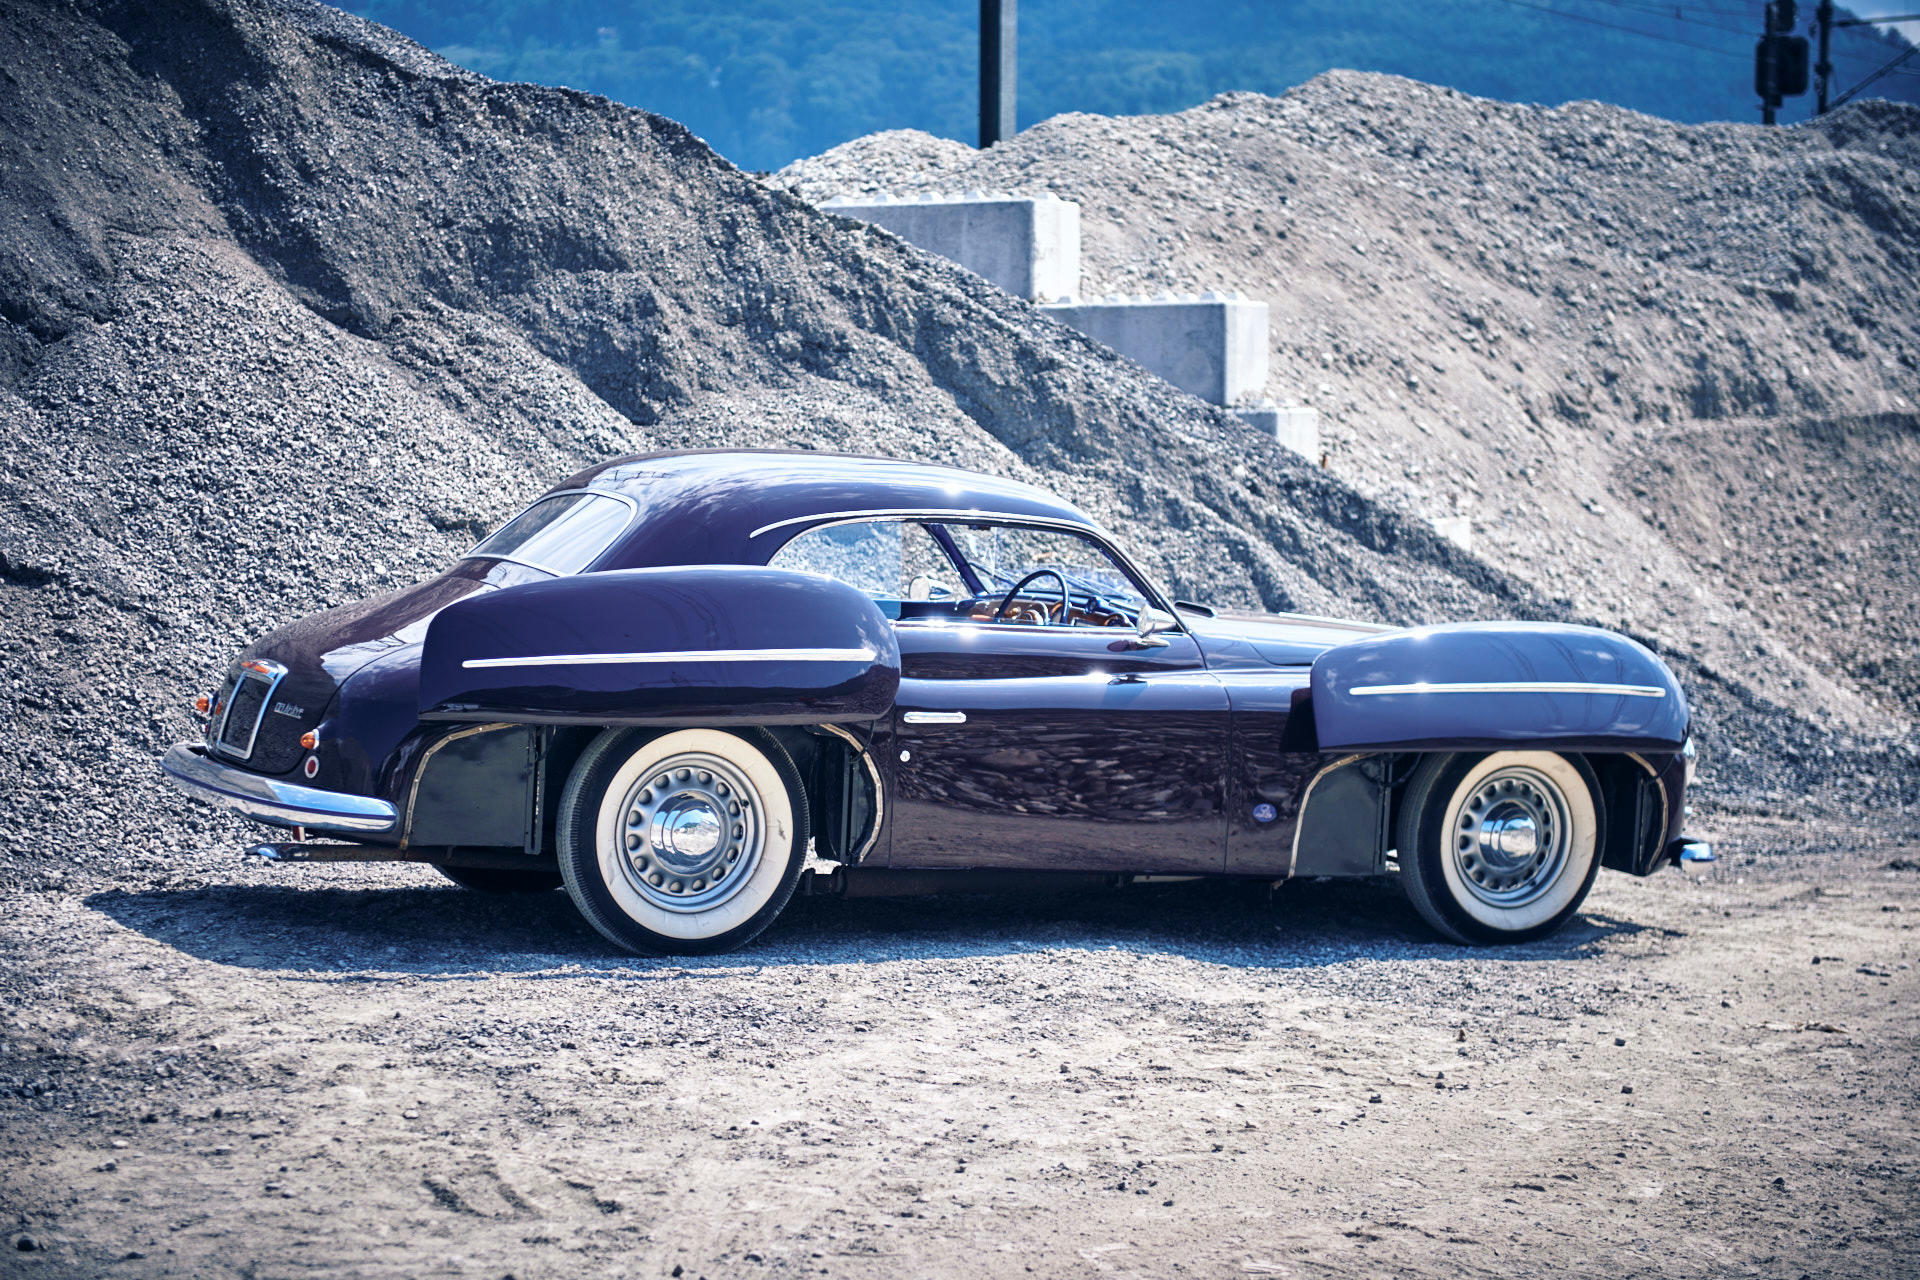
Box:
341 0 1920 170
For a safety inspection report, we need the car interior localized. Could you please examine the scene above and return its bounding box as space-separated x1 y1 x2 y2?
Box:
768 518 1155 629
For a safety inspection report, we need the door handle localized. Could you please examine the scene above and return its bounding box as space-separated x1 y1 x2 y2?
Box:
902 710 968 725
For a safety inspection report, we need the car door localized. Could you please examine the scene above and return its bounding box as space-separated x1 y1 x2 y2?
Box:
884 522 1230 873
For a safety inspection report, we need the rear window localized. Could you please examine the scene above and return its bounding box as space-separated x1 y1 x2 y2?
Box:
463 492 633 576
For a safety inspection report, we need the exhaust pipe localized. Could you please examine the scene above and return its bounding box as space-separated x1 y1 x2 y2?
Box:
247 843 555 871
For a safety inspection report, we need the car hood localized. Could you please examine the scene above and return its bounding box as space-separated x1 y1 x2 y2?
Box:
1183 607 1395 669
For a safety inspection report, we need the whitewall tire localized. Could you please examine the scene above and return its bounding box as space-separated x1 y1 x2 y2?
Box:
1396 751 1601 945
557 728 809 955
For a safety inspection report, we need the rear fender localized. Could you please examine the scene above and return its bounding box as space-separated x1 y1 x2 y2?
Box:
419 566 901 726
1310 622 1686 752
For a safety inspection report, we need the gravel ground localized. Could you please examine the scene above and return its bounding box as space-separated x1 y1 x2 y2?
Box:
2 812 1916 1278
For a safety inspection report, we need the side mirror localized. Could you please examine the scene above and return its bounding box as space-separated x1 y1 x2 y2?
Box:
1131 606 1178 649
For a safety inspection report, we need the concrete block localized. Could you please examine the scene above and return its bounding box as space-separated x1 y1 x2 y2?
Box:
822 191 1080 301
1040 293 1269 406
1235 402 1321 458
1431 516 1473 552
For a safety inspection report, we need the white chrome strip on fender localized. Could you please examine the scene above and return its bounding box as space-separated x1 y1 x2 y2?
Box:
901 710 967 725
462 646 879 670
1348 681 1667 698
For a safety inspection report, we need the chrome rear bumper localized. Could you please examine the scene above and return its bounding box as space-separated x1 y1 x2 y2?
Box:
160 743 399 835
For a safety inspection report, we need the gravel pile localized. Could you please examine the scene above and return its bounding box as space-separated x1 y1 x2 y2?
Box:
0 2 1911 891
777 79 1920 755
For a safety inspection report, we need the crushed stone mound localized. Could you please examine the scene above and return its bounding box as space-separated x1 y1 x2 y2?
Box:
0 3 1909 890
777 77 1920 749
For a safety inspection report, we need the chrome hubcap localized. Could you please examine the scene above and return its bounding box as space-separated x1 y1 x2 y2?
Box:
1451 766 1571 908
617 752 763 914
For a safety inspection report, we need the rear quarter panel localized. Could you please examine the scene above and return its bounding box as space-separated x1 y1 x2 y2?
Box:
419 566 901 726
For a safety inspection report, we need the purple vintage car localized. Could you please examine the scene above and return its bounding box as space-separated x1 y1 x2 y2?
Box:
162 450 1707 954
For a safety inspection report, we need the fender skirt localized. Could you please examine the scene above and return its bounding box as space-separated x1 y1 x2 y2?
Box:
1310 621 1686 752
419 566 901 726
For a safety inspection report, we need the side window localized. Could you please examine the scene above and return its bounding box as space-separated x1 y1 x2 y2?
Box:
938 523 1150 625
768 520 959 610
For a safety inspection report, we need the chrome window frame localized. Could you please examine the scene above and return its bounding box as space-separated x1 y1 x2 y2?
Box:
757 510 1184 633
458 488 641 578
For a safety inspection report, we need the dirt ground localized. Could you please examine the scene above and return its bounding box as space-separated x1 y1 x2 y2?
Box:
2 813 1915 1280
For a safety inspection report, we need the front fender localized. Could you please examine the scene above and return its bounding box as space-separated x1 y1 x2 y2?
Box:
1310 621 1686 752
419 566 901 726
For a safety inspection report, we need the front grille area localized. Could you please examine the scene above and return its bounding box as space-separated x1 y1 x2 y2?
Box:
217 671 273 758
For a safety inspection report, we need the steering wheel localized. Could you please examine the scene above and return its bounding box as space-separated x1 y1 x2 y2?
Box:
992 568 1071 624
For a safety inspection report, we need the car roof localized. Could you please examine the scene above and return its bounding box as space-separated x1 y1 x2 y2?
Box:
557 449 1100 570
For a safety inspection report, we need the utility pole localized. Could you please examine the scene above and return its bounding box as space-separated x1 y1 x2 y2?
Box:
1823 10 1920 114
1814 0 1834 114
980 0 1016 149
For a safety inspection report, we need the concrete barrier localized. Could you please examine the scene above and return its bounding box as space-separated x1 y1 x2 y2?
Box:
821 192 1319 446
1234 402 1321 459
1041 293 1269 408
1430 516 1473 552
822 191 1080 301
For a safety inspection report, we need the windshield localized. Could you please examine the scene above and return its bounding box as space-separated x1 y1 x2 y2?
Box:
463 491 633 576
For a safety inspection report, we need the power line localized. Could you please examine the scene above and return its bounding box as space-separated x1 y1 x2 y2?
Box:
1483 0 1920 76
1567 0 1920 57
1831 41 1920 101
1480 0 1759 56
1835 11 1920 26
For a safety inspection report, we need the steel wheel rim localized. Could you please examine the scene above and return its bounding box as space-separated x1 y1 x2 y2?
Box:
615 751 763 914
1450 765 1572 909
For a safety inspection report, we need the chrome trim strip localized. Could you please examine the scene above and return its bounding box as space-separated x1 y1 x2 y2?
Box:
749 508 1100 541
160 743 398 835
891 618 1160 636
461 646 879 670
901 710 968 725
816 724 887 865
1349 681 1667 698
458 488 641 577
1286 752 1372 881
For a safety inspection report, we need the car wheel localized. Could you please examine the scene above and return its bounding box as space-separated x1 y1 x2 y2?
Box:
556 728 810 956
1395 751 1601 945
435 864 563 893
